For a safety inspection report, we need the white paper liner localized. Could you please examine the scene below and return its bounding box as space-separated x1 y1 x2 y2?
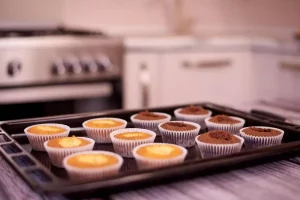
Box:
82 118 127 143
204 116 245 135
158 121 201 147
239 126 284 149
132 143 187 170
24 123 70 151
63 151 123 181
130 112 171 135
110 128 156 158
195 135 244 158
174 108 212 128
44 137 95 168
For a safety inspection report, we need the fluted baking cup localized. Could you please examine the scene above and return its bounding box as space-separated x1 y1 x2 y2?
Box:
174 108 212 128
24 123 70 151
130 112 171 135
82 118 127 143
158 121 201 147
240 126 284 149
204 116 245 135
44 137 95 168
63 151 123 181
110 128 156 158
132 143 187 170
195 135 244 158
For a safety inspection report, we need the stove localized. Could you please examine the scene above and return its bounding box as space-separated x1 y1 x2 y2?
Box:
0 26 124 120
0 27 124 87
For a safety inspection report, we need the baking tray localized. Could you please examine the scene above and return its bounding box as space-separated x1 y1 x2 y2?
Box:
1 102 300 199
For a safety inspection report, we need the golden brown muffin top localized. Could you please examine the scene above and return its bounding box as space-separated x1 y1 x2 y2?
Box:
136 144 183 159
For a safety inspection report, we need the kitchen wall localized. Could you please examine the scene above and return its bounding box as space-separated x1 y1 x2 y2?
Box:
0 0 62 24
0 0 299 39
61 0 300 39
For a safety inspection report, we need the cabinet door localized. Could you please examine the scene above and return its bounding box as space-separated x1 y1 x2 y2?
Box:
160 52 253 107
124 53 161 109
277 55 300 102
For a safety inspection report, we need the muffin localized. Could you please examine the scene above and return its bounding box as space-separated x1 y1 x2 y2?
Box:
82 118 127 143
133 143 187 170
110 128 156 158
63 151 123 181
130 111 171 135
44 136 95 168
174 105 212 128
240 126 284 148
195 130 244 158
24 123 70 151
158 121 201 147
204 115 245 135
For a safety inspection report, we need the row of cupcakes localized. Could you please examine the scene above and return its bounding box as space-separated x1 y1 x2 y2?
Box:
23 105 285 181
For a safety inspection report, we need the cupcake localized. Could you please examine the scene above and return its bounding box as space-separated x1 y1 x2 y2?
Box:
196 130 244 158
205 115 245 135
158 121 200 147
24 123 70 151
110 128 156 158
132 143 187 170
174 105 212 128
130 111 171 135
63 151 123 181
82 118 127 143
44 136 95 168
240 126 284 148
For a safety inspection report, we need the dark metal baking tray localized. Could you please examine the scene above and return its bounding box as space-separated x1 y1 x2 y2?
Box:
1 102 300 199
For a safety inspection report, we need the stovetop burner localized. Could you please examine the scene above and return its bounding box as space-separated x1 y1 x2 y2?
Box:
0 26 105 38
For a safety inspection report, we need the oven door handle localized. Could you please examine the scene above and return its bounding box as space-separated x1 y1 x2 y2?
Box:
0 83 112 104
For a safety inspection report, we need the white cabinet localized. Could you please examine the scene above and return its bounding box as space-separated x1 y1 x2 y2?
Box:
124 51 257 109
276 55 300 101
124 53 161 109
159 52 253 107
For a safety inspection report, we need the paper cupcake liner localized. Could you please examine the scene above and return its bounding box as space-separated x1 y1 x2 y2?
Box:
63 151 123 181
110 128 156 158
239 126 284 149
158 121 201 147
204 116 245 135
132 143 188 170
195 135 244 158
24 123 70 151
130 112 171 135
82 118 127 143
44 137 95 168
174 108 212 129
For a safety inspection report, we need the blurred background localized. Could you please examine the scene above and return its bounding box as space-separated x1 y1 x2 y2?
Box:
1 0 300 123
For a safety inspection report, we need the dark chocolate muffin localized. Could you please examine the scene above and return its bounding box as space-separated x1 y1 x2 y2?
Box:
242 127 281 137
161 122 196 131
179 105 209 115
134 111 167 120
197 130 240 144
208 115 241 124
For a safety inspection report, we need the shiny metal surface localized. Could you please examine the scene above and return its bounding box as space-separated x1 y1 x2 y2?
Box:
0 83 112 104
0 36 124 86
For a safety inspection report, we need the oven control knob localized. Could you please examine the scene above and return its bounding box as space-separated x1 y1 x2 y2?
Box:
64 59 82 74
95 56 114 72
7 61 21 77
80 57 98 73
51 61 66 75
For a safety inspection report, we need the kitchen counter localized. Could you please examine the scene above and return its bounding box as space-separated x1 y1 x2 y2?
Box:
124 36 300 55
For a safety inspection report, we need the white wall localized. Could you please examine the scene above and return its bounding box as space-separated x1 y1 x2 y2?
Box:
0 0 299 39
0 0 62 23
61 0 300 38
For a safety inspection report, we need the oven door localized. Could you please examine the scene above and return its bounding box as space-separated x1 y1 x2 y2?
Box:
0 82 122 121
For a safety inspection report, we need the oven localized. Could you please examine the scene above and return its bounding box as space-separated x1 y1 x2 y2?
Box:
0 27 124 121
